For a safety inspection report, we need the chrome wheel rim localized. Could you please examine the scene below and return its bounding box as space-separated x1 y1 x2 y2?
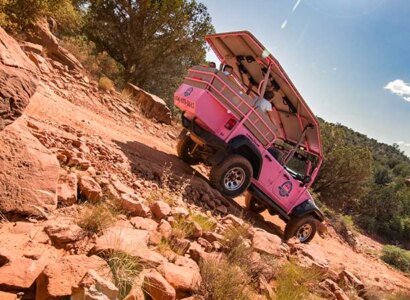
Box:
223 167 245 191
296 223 313 242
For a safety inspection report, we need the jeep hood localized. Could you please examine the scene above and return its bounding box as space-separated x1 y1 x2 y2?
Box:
205 31 322 157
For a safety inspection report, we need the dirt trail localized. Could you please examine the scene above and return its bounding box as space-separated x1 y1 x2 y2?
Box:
25 82 410 294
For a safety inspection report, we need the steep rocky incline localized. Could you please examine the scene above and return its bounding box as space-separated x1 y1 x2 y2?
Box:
0 26 409 300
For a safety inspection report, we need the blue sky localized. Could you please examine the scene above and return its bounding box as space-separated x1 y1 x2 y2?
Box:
201 0 410 156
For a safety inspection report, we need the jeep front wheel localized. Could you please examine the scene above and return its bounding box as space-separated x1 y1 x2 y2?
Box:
245 193 266 213
284 216 317 243
176 134 201 165
210 154 253 197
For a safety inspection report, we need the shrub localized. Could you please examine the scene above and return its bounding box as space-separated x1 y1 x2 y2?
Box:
199 258 252 300
77 202 116 234
1 0 82 33
276 261 323 300
98 76 115 91
190 213 216 232
61 36 123 83
107 250 142 299
381 245 410 273
146 163 191 206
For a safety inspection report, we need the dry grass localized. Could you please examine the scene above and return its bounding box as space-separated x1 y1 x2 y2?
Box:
190 213 216 231
77 202 117 234
146 163 191 206
98 76 115 91
107 250 143 299
221 223 250 250
172 215 196 239
199 258 253 300
276 261 324 300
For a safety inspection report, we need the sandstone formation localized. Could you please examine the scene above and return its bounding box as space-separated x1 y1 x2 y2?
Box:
123 83 172 124
0 27 39 131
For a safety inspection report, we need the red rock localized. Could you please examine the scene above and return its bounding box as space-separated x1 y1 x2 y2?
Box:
123 83 171 124
0 121 59 215
36 255 111 300
158 262 202 292
112 179 134 194
57 172 78 206
28 52 51 74
150 201 171 219
19 41 43 55
121 194 150 217
252 230 282 257
44 222 85 248
79 175 102 202
130 217 158 231
71 269 118 300
91 226 165 266
93 227 149 254
158 220 173 239
0 27 39 130
143 269 176 300
0 291 19 300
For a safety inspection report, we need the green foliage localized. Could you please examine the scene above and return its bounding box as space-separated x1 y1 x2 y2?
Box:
381 245 410 273
107 251 143 299
313 121 374 211
314 120 410 243
82 0 214 109
77 202 117 234
199 258 252 300
61 36 123 82
98 76 115 91
276 261 323 300
1 0 82 33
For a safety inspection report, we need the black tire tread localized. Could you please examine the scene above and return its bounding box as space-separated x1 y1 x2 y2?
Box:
284 215 317 243
209 154 253 197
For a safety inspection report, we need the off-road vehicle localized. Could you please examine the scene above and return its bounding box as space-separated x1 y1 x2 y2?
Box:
174 31 324 243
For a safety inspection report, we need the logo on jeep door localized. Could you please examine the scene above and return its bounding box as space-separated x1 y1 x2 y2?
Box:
278 180 293 197
184 87 193 96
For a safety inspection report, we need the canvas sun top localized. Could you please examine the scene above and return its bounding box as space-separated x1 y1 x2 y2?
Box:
205 31 322 157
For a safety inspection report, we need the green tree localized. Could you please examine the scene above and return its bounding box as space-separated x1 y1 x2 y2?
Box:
313 122 373 211
82 0 214 105
1 0 82 33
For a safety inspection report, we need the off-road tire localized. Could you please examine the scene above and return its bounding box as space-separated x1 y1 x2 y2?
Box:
284 215 317 243
245 193 266 213
176 134 201 165
210 154 253 197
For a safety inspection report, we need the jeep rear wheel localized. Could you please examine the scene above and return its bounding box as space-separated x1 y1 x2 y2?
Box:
176 134 201 165
245 193 266 213
210 154 253 197
284 216 317 243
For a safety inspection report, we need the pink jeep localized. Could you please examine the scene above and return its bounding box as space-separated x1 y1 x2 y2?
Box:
174 31 324 243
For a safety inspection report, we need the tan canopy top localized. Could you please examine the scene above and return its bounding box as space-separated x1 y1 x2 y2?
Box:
205 31 322 157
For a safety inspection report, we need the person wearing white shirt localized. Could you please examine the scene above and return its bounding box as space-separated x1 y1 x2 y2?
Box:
254 90 276 125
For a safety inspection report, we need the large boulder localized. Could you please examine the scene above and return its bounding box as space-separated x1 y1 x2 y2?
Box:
0 27 39 131
36 255 112 300
252 229 282 257
123 83 172 124
31 18 83 72
0 121 60 215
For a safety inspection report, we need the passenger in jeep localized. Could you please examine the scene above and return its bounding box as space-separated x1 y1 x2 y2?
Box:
255 90 276 124
222 64 233 75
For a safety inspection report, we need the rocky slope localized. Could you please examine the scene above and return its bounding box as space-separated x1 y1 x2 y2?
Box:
0 26 409 300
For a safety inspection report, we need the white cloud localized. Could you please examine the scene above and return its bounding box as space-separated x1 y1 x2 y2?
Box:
384 79 410 102
292 0 302 12
397 141 404 145
281 19 288 29
405 143 410 147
